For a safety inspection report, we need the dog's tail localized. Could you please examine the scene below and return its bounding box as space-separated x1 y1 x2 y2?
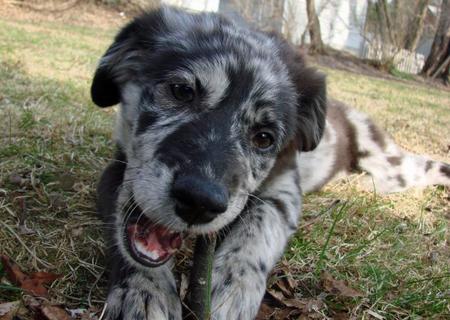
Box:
298 101 450 193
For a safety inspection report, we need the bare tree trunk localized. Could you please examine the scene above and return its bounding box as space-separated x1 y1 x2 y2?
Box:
404 0 430 51
380 0 395 44
306 0 324 54
421 0 450 83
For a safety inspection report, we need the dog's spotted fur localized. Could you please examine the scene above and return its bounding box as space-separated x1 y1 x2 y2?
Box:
93 7 450 320
299 100 450 193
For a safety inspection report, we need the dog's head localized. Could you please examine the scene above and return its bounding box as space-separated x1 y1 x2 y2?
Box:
92 7 326 267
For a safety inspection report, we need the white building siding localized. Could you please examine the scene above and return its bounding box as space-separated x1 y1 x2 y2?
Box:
163 0 220 12
283 0 367 56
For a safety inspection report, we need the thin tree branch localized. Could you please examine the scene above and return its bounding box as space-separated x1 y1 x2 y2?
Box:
186 235 217 320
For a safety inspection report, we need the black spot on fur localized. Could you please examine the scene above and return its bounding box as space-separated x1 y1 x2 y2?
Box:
367 120 386 149
440 164 450 178
259 261 267 273
157 299 166 313
260 161 270 171
265 197 289 222
220 62 255 110
231 246 241 253
96 148 127 222
224 273 233 286
425 160 433 172
136 111 158 135
358 150 371 158
327 103 362 175
170 283 178 296
387 156 402 166
396 175 406 187
248 262 258 273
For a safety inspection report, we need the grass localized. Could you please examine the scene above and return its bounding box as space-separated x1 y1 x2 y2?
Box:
0 5 449 319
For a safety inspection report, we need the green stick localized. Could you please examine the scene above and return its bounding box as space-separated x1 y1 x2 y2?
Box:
186 235 217 320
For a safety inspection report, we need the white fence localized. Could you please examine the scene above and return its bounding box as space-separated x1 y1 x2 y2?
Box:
361 41 425 74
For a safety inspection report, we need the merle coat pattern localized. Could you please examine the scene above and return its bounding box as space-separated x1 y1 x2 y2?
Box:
92 7 450 320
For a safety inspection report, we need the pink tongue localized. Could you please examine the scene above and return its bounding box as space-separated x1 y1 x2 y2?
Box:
128 223 181 258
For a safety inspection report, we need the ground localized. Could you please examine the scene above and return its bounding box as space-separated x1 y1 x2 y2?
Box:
0 3 449 320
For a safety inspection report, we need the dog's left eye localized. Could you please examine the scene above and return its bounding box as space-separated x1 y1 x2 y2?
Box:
252 131 274 150
170 84 195 102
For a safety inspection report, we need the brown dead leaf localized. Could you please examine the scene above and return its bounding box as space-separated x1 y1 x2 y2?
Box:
302 298 325 314
321 271 364 298
265 288 326 318
57 174 76 191
274 277 298 299
282 298 308 309
273 307 301 319
266 288 288 307
1 255 27 284
38 304 72 320
271 261 299 299
255 303 275 320
9 173 25 186
1 255 61 297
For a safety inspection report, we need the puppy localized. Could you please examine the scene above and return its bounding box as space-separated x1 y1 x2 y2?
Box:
92 7 450 320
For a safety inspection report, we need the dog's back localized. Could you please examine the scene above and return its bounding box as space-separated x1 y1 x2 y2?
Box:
299 100 450 193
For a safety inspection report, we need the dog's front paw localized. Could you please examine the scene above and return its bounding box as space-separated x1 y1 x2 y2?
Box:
210 267 266 320
104 284 181 320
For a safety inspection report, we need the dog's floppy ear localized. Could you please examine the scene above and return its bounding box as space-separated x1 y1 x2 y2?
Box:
280 43 327 152
91 10 166 107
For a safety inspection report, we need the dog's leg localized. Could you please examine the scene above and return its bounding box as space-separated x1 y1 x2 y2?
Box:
210 152 301 320
97 156 182 320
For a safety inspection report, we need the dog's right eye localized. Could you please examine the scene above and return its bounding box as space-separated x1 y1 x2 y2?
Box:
252 131 275 150
170 84 195 103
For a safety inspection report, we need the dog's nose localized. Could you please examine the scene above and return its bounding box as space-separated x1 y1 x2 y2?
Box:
172 175 228 224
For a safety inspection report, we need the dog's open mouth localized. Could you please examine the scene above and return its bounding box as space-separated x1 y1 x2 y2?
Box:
124 200 183 267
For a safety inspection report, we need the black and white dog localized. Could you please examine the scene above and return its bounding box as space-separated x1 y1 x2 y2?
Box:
92 7 450 320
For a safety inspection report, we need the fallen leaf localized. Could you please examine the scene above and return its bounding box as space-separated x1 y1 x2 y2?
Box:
255 303 275 320
333 312 351 320
266 288 288 307
302 298 325 314
273 307 301 319
365 309 385 320
0 301 20 317
57 174 76 191
1 255 61 297
321 271 364 298
1 255 27 284
48 192 66 209
282 298 308 309
71 227 84 238
22 296 41 309
9 174 25 186
179 273 189 301
38 304 72 320
265 288 326 319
